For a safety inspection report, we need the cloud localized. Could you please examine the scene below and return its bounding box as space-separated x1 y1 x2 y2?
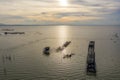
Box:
0 14 25 19
25 12 101 24
0 0 120 25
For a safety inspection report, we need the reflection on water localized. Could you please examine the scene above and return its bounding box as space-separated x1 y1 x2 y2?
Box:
3 67 7 75
58 26 71 55
1 53 15 76
0 26 120 80
58 26 68 43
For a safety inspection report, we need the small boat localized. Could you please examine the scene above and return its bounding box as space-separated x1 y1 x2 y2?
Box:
43 47 50 54
63 41 71 47
63 53 75 58
56 41 71 52
56 46 64 52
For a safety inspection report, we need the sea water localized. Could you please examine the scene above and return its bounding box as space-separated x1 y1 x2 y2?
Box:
0 26 120 80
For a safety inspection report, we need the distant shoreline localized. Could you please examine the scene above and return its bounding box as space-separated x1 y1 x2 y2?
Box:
0 24 120 27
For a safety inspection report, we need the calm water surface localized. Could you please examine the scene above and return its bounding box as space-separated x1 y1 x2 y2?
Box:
0 26 120 80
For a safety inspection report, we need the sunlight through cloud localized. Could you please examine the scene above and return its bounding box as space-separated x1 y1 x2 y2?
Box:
59 0 69 6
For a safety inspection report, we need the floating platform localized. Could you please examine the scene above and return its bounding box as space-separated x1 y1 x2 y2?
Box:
4 32 25 35
86 41 96 74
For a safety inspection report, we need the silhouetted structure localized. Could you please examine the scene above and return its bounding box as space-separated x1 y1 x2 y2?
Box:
4 32 25 35
86 41 96 74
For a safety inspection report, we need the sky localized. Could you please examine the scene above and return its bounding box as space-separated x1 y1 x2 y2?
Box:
0 0 120 25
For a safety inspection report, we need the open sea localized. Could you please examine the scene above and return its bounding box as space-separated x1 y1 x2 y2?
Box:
0 25 120 80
